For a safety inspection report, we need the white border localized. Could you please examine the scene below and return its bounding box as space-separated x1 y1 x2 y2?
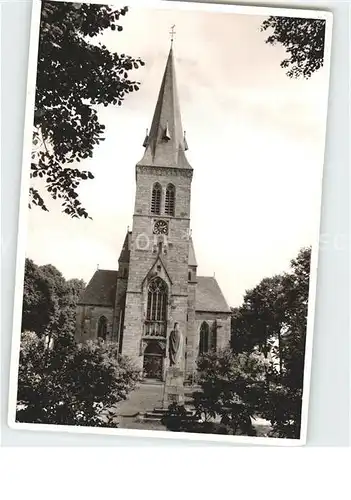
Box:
7 0 333 446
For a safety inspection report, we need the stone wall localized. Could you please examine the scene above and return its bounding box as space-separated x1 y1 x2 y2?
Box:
75 305 114 342
122 164 193 374
112 275 128 343
185 281 197 378
195 311 231 351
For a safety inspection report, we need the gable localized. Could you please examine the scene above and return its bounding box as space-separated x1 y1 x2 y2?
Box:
195 276 231 313
141 254 173 290
78 270 118 307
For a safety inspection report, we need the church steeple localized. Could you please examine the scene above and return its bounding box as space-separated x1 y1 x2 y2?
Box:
138 46 191 169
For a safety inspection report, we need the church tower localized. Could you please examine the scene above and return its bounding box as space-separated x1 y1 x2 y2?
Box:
76 42 231 382
122 45 193 379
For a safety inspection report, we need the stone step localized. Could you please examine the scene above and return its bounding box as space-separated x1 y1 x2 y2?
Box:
142 406 195 421
141 416 164 423
153 407 194 415
144 412 164 419
142 415 199 424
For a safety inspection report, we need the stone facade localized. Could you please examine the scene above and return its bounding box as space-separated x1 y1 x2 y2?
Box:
76 46 231 382
76 304 114 343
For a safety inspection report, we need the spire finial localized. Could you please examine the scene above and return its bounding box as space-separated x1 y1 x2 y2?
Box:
169 24 176 45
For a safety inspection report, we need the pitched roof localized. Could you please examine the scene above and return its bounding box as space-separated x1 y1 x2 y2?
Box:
78 270 118 307
188 237 197 267
195 276 231 313
137 46 192 169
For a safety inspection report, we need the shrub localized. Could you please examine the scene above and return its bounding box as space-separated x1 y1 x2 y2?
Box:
16 332 140 427
161 403 188 432
193 348 269 436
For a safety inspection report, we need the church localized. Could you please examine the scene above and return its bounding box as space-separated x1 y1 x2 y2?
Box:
76 45 231 382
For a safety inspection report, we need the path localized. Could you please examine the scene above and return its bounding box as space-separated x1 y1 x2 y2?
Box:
114 382 272 436
116 382 165 430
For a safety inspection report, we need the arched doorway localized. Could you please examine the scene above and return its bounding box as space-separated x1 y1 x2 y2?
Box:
143 341 164 380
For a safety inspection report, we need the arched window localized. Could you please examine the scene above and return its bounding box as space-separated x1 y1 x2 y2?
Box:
97 316 107 340
199 321 210 355
145 278 168 337
210 320 218 351
151 183 161 214
165 184 175 216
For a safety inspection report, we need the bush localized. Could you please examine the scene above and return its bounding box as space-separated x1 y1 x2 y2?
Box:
161 403 230 435
16 332 140 427
193 348 269 436
161 403 188 431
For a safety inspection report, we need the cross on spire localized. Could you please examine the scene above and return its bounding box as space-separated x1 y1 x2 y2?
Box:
169 24 176 44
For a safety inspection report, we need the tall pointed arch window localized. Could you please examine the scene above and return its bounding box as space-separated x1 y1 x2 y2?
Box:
210 321 218 351
199 321 210 355
97 316 107 340
145 278 168 337
165 184 175 216
151 183 162 214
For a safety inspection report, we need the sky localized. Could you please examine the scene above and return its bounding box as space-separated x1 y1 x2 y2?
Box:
26 2 330 307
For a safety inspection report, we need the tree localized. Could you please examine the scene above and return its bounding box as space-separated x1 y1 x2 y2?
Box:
231 248 311 364
31 2 145 217
231 275 287 366
21 258 85 338
261 16 326 78
193 349 269 436
262 248 311 438
16 332 140 426
22 259 56 335
229 247 311 438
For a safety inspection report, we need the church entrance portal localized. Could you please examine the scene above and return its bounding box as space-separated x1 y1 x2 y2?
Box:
143 341 164 380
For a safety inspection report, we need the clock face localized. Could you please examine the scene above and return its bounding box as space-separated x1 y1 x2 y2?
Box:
153 220 169 235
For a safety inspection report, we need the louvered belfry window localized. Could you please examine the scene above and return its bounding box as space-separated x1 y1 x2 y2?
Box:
151 183 161 214
165 184 175 216
145 278 167 337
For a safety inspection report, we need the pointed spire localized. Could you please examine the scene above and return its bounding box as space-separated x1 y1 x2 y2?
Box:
137 46 192 169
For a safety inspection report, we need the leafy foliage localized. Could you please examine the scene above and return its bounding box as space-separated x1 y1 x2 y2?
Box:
261 248 311 438
31 2 145 217
161 403 230 435
161 403 189 432
231 275 286 360
230 247 311 438
261 16 326 78
22 258 85 337
16 333 140 426
19 259 140 427
193 349 269 436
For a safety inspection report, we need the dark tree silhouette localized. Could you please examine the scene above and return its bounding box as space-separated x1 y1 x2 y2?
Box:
22 258 85 337
261 16 326 79
31 2 145 218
